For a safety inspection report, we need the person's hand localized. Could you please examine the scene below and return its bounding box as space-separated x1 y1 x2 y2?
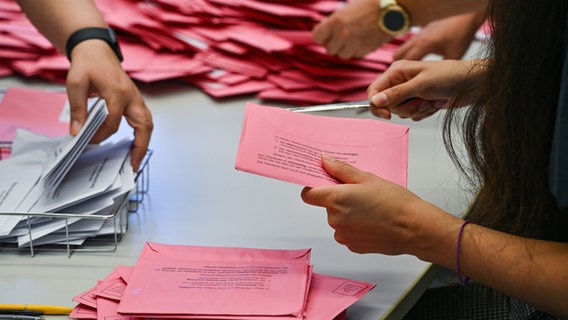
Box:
394 12 486 61
301 155 456 255
66 40 153 172
312 0 391 59
367 59 483 121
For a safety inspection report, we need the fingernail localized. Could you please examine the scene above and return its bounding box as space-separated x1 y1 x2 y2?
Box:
434 99 447 108
322 154 336 162
70 120 82 135
371 92 388 107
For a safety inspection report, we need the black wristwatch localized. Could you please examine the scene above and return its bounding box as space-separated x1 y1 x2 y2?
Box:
378 0 411 36
66 27 124 62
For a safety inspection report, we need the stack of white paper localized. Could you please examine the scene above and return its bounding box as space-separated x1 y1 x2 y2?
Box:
70 242 376 320
0 99 136 247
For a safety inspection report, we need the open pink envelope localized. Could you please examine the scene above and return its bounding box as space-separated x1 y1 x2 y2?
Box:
235 103 409 188
117 242 312 318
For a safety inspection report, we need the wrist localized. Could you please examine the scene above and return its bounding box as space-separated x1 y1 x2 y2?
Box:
66 27 123 62
406 202 463 266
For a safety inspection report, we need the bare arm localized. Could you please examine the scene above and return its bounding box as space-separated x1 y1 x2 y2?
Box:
16 0 108 53
301 156 568 317
17 0 153 172
399 0 487 26
312 0 488 59
394 10 487 60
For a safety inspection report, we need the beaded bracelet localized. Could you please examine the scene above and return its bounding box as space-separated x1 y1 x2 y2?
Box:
456 220 472 286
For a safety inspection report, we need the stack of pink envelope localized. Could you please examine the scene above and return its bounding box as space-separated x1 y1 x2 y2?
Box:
70 242 375 320
0 0 409 105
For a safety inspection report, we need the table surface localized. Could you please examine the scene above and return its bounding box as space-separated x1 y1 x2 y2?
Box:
0 74 471 320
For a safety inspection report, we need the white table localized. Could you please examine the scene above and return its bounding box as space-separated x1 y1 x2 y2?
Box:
0 75 470 320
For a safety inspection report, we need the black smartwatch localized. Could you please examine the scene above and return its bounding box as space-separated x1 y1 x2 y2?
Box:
66 27 124 62
378 0 410 36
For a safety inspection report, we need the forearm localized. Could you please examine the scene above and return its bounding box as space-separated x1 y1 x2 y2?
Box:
411 205 568 317
17 0 107 53
461 225 568 317
399 0 488 26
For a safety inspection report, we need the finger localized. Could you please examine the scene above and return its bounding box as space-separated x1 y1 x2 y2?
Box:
122 100 153 172
367 61 410 98
312 21 332 45
411 108 439 121
300 185 335 208
66 71 91 136
300 187 316 205
337 46 357 60
395 45 428 61
392 39 413 61
369 105 392 120
129 121 152 172
369 80 420 110
387 98 430 118
326 37 344 56
90 103 122 143
321 154 369 184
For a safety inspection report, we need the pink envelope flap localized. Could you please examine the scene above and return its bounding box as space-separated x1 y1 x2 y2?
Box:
235 103 408 187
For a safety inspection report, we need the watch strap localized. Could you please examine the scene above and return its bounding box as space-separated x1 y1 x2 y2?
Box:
65 27 124 62
379 0 396 8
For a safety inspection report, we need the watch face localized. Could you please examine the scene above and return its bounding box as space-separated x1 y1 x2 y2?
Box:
383 9 406 32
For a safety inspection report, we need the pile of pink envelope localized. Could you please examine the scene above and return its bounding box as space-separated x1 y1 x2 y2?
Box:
0 0 408 104
70 242 375 320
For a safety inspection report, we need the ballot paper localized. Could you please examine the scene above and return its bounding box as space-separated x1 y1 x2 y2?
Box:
15 139 133 247
10 98 108 215
70 243 375 320
40 97 108 188
0 136 134 245
235 103 409 188
0 96 137 246
0 150 45 236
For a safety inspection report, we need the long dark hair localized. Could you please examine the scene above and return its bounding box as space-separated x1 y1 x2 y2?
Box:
443 0 568 241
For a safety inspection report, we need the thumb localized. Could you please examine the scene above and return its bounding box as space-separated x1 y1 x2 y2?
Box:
321 155 369 184
370 82 415 109
312 21 331 44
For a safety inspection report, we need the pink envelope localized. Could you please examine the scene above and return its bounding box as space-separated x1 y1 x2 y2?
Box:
302 273 375 320
96 296 142 320
95 273 128 301
137 242 311 263
0 87 69 142
117 242 312 318
239 0 324 20
69 304 97 320
235 103 408 188
73 284 99 309
224 26 293 53
192 78 274 98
